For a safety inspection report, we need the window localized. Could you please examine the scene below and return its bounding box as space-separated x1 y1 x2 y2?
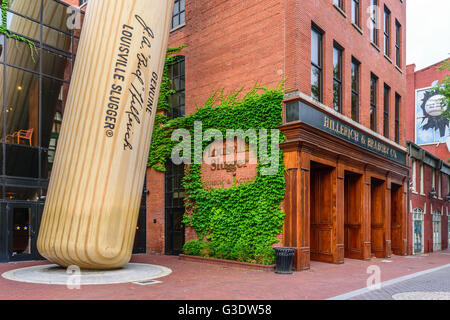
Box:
352 0 360 27
351 58 360 122
311 26 323 102
384 6 391 57
432 169 436 189
370 74 378 131
334 0 344 10
168 56 185 119
438 173 442 198
333 44 343 113
383 84 390 138
413 208 424 254
432 211 442 251
420 164 424 194
370 0 378 45
395 20 401 67
411 160 417 192
395 93 401 143
172 0 186 29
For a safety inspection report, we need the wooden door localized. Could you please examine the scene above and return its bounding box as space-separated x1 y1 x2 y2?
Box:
344 172 363 259
310 163 334 263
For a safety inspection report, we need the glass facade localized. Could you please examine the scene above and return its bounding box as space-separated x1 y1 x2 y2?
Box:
165 56 186 255
0 0 79 262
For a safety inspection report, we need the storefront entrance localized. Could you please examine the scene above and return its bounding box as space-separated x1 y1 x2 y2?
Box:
391 183 404 255
344 172 363 259
6 202 43 262
310 162 335 263
280 95 408 271
370 178 387 258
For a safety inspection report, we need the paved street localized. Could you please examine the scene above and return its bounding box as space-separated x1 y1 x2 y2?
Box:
345 263 450 300
0 250 449 300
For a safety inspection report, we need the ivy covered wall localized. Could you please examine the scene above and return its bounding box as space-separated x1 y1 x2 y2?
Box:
149 49 286 265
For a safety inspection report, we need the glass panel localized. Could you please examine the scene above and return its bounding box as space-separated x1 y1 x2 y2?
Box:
8 0 42 21
413 220 422 254
351 63 358 91
0 34 4 62
311 66 320 101
311 29 320 66
42 26 72 52
4 66 38 146
5 186 39 201
370 107 376 130
6 11 40 42
12 207 31 256
180 11 185 25
41 77 65 179
351 93 358 121
333 47 341 80
43 0 72 33
42 49 71 80
5 37 39 72
4 66 39 178
333 81 341 112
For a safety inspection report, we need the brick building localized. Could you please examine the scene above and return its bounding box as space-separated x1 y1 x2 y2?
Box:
148 0 411 271
4 0 443 269
406 59 450 255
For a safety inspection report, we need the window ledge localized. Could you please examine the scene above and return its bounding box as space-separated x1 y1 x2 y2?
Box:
420 193 426 197
352 23 363 35
333 4 347 18
395 65 403 74
170 23 186 33
412 190 418 195
384 54 393 64
371 42 380 52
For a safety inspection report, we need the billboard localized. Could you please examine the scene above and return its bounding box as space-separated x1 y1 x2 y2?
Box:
415 87 449 146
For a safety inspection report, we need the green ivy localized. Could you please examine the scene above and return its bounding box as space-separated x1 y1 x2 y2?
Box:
148 71 286 264
1 0 37 59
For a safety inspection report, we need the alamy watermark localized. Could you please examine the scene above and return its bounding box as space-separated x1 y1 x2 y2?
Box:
170 122 281 176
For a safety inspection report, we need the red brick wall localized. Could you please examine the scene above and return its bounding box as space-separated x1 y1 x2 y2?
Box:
147 0 408 255
284 0 407 145
406 60 450 161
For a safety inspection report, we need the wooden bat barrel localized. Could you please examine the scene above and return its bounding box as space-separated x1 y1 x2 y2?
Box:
37 0 174 269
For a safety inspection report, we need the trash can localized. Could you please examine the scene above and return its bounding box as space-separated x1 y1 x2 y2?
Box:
274 247 295 274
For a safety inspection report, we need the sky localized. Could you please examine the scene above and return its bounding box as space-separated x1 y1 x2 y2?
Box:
406 0 450 71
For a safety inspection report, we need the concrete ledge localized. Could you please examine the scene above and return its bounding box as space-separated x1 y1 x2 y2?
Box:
179 254 275 272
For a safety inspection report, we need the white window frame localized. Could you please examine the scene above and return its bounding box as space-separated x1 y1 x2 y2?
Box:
420 164 424 195
411 160 417 192
432 211 441 252
432 169 436 189
412 208 424 254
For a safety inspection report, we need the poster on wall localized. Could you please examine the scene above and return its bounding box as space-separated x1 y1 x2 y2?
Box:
415 87 449 147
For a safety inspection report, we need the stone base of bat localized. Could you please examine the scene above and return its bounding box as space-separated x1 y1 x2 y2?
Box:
1 263 172 286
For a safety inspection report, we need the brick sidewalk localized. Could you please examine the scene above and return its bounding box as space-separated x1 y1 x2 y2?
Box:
0 250 449 300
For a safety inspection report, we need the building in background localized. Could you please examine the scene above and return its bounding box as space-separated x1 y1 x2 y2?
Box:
149 0 411 271
406 60 450 161
406 59 450 255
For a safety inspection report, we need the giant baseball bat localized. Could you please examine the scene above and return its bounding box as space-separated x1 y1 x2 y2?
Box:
37 0 174 269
